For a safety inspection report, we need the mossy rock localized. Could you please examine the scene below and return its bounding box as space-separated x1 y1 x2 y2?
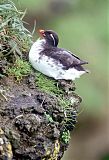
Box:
0 76 81 160
0 1 82 159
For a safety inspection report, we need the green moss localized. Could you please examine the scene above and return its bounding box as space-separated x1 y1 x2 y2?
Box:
44 113 54 123
8 58 31 81
35 72 64 95
58 97 71 109
61 130 70 144
35 71 74 110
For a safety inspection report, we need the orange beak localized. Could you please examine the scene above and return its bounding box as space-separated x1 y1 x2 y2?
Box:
38 29 45 37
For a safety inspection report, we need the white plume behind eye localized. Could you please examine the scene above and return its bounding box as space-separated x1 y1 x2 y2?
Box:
50 33 55 46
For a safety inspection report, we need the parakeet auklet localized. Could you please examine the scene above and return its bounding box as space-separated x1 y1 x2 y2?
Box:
29 29 88 80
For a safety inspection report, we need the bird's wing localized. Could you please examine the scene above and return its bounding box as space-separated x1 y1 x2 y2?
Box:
40 47 88 70
64 50 88 65
50 48 88 69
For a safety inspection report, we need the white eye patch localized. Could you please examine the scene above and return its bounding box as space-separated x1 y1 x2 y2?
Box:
50 34 55 46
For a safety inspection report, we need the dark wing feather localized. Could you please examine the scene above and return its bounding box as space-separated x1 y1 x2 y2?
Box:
41 47 88 70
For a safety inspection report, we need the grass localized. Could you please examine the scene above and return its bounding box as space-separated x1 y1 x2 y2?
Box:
8 58 31 81
35 71 64 96
0 0 33 61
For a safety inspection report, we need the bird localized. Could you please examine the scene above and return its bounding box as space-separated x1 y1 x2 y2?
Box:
29 29 88 80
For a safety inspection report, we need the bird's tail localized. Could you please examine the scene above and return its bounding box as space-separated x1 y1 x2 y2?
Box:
74 65 89 73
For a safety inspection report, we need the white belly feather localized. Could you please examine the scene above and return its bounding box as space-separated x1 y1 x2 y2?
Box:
29 39 85 80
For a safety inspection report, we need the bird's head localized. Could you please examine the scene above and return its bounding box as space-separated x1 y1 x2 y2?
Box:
38 29 59 47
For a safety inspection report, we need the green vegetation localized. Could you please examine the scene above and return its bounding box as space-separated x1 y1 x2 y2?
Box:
61 130 70 144
36 72 64 95
0 0 32 61
44 113 54 123
0 0 33 79
58 98 71 109
8 58 31 81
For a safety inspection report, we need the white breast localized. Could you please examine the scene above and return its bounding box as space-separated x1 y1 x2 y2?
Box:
29 39 85 80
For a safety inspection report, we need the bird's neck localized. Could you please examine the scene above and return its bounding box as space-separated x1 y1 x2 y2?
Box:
36 38 58 50
35 38 46 48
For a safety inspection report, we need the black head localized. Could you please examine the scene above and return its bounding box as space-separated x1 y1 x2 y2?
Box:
39 29 59 47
